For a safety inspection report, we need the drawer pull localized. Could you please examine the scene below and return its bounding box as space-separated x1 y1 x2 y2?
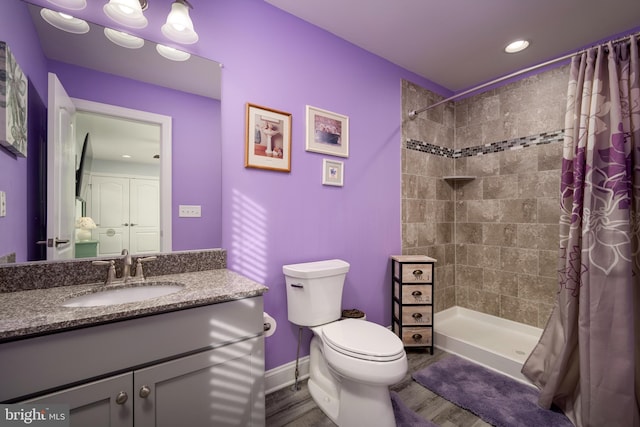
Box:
411 290 422 297
115 391 128 405
290 283 304 288
412 313 423 320
412 333 423 341
412 269 423 279
139 385 151 399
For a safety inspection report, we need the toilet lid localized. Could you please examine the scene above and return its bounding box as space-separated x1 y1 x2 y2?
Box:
321 319 405 362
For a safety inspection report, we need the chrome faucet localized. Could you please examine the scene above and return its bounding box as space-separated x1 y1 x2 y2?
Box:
93 250 155 285
121 249 132 283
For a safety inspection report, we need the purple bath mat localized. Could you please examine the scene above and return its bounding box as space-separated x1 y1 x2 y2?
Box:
412 355 573 427
391 391 438 427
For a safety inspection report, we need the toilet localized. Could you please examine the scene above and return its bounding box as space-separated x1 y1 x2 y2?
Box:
283 259 407 427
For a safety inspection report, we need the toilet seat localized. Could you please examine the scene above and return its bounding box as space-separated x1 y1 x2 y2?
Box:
321 319 405 362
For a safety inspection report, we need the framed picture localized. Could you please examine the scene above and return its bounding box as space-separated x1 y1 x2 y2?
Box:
0 42 28 158
245 103 292 172
306 105 349 158
322 158 344 187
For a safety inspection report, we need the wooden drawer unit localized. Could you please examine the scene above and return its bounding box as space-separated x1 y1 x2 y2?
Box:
391 255 436 353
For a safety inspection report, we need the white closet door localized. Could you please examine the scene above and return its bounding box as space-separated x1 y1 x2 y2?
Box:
90 175 130 256
129 178 160 254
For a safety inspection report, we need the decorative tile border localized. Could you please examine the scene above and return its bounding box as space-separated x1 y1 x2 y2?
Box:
407 130 564 158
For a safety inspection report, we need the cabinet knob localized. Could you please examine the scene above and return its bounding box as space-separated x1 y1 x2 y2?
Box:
412 333 423 341
139 385 151 399
412 312 423 320
411 290 422 297
115 391 128 405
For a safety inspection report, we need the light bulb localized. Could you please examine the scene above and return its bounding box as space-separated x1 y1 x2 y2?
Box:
47 0 87 10
161 1 198 44
104 0 148 29
40 8 89 34
156 44 191 61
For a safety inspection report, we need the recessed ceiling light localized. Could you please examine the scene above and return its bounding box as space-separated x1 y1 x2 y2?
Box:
40 8 89 34
505 40 530 54
104 28 144 49
47 0 87 10
122 154 132 158
156 44 191 61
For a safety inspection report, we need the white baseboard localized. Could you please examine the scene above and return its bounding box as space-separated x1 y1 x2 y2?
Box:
265 356 310 395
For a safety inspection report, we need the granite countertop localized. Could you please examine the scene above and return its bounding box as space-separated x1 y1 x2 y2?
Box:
0 269 268 342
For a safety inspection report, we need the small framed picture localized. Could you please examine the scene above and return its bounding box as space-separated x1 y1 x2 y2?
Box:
306 105 349 158
322 158 344 187
245 103 292 172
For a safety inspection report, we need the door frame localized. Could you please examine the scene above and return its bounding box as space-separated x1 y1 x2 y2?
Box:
72 98 172 253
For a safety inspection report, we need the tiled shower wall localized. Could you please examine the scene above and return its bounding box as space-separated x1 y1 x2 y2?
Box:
401 66 569 328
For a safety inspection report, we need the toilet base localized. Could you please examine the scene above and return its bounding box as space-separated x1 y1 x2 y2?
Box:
308 336 398 427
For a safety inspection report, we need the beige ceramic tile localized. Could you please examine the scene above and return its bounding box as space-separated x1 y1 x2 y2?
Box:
482 223 517 247
483 175 518 199
500 247 538 275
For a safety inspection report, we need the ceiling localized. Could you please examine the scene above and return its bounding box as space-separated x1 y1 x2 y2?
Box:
76 111 161 165
266 0 640 92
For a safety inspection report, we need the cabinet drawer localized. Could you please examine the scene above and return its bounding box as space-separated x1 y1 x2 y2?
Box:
394 283 432 304
400 326 432 347
393 304 432 325
395 263 433 283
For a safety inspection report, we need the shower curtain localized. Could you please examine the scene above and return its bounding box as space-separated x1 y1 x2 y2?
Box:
522 37 640 427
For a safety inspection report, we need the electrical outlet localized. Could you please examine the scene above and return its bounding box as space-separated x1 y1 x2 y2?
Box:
0 191 6 217
178 205 201 217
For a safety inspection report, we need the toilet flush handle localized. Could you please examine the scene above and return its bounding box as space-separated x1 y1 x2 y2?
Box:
290 283 304 288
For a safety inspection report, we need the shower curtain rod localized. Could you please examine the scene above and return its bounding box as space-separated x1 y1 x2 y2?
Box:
408 30 640 119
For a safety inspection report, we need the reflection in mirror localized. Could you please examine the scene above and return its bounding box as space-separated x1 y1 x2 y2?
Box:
0 0 222 264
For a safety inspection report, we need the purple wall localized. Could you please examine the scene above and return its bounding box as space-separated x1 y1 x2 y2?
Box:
0 0 48 262
48 61 223 251
3 0 450 371
202 0 449 370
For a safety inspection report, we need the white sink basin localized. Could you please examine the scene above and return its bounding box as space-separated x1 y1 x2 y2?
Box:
62 282 184 307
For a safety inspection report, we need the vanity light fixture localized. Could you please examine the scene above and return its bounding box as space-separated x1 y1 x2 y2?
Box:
104 0 148 29
47 0 87 10
161 0 199 45
156 44 191 61
504 39 530 53
104 28 144 49
40 8 90 34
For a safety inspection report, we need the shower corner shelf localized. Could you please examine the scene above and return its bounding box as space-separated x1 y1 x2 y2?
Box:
443 175 476 182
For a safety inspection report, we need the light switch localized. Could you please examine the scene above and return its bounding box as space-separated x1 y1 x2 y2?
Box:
0 191 6 217
179 205 201 217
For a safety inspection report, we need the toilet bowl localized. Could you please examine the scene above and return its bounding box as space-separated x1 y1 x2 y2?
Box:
283 259 408 427
308 319 407 426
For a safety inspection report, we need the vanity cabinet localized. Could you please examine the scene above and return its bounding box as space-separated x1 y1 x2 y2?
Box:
3 297 265 426
391 255 436 354
26 374 132 427
26 338 263 427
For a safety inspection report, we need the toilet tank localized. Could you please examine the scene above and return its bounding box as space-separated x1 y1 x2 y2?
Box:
283 259 350 327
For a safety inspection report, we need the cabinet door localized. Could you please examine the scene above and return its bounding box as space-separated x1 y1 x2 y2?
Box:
134 337 265 427
24 373 133 427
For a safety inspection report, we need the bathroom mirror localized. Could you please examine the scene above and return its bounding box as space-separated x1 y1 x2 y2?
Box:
3 1 222 263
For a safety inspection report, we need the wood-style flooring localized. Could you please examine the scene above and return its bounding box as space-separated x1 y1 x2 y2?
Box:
265 348 492 427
